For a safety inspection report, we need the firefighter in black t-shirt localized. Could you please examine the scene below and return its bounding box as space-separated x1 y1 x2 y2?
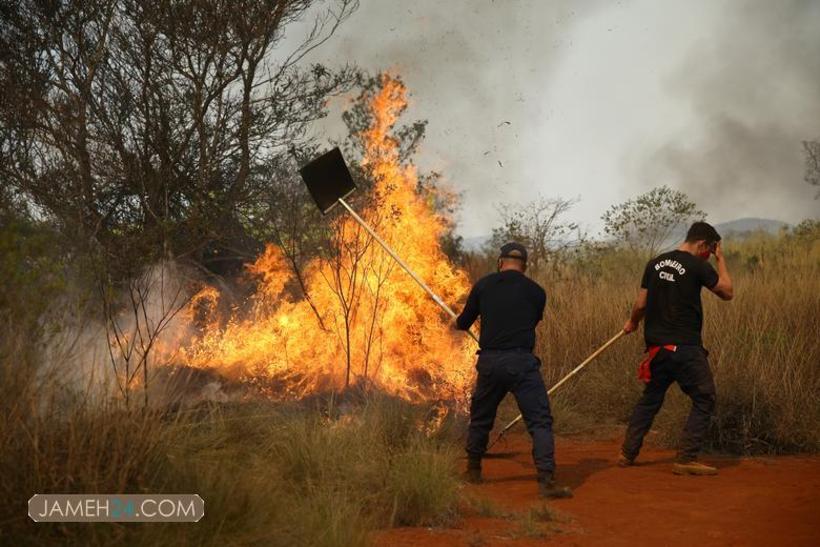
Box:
619 222 734 475
456 242 571 498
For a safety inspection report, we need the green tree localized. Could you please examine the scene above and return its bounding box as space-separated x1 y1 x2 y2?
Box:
601 186 705 257
0 0 360 280
0 0 360 406
490 196 581 274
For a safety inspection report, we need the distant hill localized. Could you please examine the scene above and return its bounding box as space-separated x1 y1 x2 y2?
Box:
713 218 790 237
459 217 791 252
662 218 790 247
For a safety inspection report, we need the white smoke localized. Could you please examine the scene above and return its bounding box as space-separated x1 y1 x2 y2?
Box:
38 262 231 409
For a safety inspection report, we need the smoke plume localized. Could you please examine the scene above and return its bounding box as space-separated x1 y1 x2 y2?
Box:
638 0 820 223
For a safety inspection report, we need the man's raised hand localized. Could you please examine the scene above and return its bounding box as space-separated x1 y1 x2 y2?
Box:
714 241 724 261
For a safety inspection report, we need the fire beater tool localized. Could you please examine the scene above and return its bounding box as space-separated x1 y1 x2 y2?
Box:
489 330 626 449
299 147 479 343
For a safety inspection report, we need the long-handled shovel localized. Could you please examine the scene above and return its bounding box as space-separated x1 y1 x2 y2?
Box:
299 147 478 343
488 330 626 449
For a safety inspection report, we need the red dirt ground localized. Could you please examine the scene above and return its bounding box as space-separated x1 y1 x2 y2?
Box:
375 433 820 546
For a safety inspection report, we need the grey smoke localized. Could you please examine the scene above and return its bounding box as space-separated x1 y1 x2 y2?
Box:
636 0 820 224
40 263 224 409
292 0 819 236
294 0 607 235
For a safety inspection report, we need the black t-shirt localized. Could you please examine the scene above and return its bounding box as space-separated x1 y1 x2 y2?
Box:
456 270 546 351
641 250 719 346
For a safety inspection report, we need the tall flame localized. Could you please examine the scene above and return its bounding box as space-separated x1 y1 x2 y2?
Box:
181 76 475 402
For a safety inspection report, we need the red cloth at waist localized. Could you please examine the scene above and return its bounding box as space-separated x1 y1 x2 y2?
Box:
638 344 677 383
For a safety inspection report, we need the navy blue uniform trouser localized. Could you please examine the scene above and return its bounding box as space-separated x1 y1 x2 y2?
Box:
466 350 555 475
622 345 716 462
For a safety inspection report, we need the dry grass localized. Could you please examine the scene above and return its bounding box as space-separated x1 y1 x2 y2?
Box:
506 503 567 539
0 377 461 546
485 228 820 454
1 221 817 545
462 494 510 519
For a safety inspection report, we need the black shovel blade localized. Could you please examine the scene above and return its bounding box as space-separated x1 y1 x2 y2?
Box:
299 147 357 214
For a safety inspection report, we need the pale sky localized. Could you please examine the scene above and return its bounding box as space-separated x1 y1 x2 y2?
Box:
292 0 820 238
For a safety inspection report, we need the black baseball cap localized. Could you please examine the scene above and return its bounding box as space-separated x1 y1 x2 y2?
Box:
499 242 528 261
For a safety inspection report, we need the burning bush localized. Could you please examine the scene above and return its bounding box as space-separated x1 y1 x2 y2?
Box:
180 76 476 404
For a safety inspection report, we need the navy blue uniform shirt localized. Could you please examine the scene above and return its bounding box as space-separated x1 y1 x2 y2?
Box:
456 269 546 351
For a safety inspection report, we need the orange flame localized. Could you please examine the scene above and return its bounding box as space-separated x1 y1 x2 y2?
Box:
181 75 475 402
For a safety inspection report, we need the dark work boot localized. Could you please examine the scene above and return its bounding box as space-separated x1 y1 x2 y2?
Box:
464 458 483 484
537 473 573 499
618 451 636 467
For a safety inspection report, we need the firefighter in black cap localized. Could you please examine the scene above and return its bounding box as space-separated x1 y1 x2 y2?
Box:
456 242 571 498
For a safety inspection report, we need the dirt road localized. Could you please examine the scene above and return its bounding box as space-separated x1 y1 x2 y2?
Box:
375 433 820 546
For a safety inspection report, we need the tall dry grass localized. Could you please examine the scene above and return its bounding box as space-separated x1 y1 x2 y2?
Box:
0 363 461 546
2 218 818 545
512 227 820 453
